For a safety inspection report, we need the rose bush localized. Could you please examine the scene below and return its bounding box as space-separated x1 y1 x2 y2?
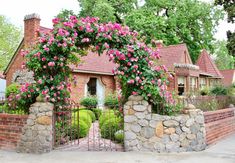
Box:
18 16 175 114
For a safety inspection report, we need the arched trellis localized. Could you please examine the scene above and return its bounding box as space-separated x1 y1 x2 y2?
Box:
20 16 174 109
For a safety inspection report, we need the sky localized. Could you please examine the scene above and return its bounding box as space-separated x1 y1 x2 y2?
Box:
0 0 234 41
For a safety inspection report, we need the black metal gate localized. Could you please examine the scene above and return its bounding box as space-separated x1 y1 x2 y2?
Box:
53 101 124 151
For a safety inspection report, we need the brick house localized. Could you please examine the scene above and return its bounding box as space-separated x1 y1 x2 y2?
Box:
220 69 235 87
3 14 117 107
3 14 224 105
157 44 223 96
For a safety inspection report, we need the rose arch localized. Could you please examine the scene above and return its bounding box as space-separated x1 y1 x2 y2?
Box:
20 16 174 112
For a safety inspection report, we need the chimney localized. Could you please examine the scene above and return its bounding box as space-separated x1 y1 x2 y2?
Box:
24 13 41 47
156 40 164 48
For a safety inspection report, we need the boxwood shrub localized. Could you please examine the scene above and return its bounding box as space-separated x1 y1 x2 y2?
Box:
100 117 122 140
80 96 98 109
67 120 89 139
79 110 96 122
91 108 102 120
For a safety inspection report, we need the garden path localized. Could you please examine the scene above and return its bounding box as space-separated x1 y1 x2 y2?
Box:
55 121 124 151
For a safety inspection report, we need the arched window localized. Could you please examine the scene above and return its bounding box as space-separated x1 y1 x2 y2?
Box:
87 78 97 96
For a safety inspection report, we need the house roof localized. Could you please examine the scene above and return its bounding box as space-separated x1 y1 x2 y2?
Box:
72 51 116 75
196 49 223 78
220 69 235 86
158 44 193 71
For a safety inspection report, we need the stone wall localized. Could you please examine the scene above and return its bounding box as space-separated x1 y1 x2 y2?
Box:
17 102 54 154
0 114 28 150
204 108 235 145
124 96 206 152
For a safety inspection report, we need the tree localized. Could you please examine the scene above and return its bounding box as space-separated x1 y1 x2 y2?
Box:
215 0 235 58
0 15 22 71
213 40 234 70
63 0 224 62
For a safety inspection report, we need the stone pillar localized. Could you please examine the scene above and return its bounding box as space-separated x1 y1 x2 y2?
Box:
123 95 151 151
17 101 54 154
123 95 206 152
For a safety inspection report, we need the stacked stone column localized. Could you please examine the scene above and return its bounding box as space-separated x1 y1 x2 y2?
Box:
17 101 54 154
124 95 206 152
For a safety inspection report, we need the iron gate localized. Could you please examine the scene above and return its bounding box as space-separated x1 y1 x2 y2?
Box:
53 101 124 151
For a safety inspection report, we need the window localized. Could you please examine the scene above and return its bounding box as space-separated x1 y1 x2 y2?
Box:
87 78 97 95
190 77 197 93
200 78 206 88
178 77 185 96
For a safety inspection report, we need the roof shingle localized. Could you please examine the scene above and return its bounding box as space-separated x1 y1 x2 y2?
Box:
220 69 235 86
196 49 223 78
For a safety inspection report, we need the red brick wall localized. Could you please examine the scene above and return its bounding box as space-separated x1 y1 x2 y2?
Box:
70 72 116 103
204 108 235 145
5 49 25 86
0 114 28 150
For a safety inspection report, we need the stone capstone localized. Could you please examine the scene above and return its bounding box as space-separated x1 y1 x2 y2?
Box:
133 105 147 112
163 120 179 127
36 116 52 125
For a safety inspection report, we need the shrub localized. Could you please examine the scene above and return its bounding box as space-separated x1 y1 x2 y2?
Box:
91 108 102 120
72 111 92 127
80 96 98 109
114 130 124 143
67 120 89 139
6 83 21 97
100 117 122 140
104 94 119 109
79 109 96 122
210 85 228 95
99 110 116 127
200 87 210 96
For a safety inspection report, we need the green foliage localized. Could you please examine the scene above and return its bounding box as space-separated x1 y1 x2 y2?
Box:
213 40 234 70
99 110 116 128
0 15 22 70
75 0 224 62
215 0 235 59
104 94 119 109
227 31 235 58
80 109 96 122
91 108 102 120
5 83 36 114
196 99 218 111
114 130 124 143
80 96 98 109
72 111 92 127
200 87 210 96
67 120 89 139
6 83 20 97
210 85 228 95
100 117 122 140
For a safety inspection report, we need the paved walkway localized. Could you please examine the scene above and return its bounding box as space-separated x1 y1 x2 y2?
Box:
55 122 123 151
0 134 235 163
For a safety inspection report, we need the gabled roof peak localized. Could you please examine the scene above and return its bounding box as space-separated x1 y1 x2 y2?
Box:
196 49 223 78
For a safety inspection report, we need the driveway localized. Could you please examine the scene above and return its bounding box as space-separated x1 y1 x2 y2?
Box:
0 134 235 163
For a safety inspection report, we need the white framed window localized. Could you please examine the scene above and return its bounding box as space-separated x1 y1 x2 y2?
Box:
178 76 185 96
190 77 197 93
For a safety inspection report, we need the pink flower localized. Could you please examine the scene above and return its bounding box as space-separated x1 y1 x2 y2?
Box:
133 65 138 69
42 57 46 61
38 79 42 84
132 91 138 95
52 18 60 25
54 56 58 60
127 79 135 84
44 47 49 52
81 38 90 43
48 62 55 67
